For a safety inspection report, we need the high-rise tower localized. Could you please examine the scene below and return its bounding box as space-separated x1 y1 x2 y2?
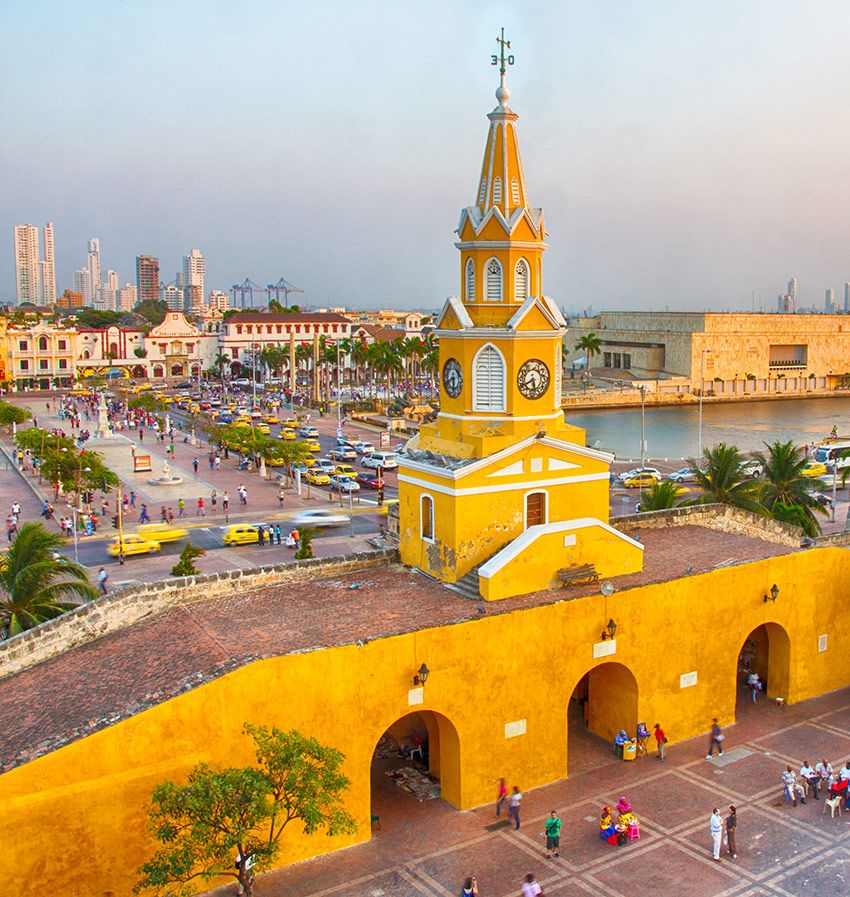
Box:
87 238 102 301
41 222 56 304
13 224 40 304
183 248 205 309
136 255 159 305
397 36 642 597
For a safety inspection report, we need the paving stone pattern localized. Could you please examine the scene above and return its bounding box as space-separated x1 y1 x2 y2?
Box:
207 688 850 897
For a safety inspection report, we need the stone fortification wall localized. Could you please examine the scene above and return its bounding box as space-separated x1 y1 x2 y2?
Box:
0 549 397 680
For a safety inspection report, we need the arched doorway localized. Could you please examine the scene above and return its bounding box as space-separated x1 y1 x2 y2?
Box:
370 711 461 832
567 662 639 776
736 623 791 716
171 363 184 377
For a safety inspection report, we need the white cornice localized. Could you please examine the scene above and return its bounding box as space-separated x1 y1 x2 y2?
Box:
454 240 548 251
435 296 474 330
507 295 561 331
433 328 562 340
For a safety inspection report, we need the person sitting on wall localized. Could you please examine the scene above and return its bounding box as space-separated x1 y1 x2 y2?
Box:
636 722 650 755
614 729 629 759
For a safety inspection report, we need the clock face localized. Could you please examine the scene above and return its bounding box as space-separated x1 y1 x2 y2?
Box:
517 359 550 399
443 358 463 398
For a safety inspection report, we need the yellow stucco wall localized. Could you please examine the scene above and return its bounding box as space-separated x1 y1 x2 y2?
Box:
2 547 849 896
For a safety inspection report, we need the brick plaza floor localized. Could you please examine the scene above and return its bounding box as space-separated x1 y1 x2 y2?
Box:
210 685 850 897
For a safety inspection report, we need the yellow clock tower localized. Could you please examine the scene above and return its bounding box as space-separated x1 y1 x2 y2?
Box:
398 39 643 598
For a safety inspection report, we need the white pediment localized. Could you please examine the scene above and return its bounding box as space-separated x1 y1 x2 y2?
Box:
487 460 525 478
435 295 473 330
548 458 580 471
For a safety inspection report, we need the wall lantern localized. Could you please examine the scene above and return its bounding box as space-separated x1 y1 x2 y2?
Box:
413 663 430 686
600 619 617 641
763 584 779 604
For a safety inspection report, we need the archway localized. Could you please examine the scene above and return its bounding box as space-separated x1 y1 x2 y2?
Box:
152 365 164 378
736 623 791 717
170 363 184 377
370 711 461 832
567 662 639 776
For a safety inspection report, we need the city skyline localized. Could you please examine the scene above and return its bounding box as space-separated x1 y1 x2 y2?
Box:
6 3 850 311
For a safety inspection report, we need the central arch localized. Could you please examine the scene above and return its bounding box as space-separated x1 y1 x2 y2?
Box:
736 622 791 717
567 662 639 776
369 710 461 832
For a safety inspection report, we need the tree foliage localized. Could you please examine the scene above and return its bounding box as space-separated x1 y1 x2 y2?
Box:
576 332 602 365
0 400 32 427
136 300 169 326
683 443 763 514
0 522 98 637
135 726 356 897
76 308 121 328
170 543 206 577
639 480 684 511
15 428 119 497
752 440 826 536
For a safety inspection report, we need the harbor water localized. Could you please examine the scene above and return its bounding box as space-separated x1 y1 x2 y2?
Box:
567 396 850 461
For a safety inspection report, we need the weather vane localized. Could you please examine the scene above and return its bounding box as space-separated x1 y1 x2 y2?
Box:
491 27 515 75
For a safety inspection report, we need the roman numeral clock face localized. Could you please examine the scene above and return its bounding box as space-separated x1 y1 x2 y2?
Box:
443 358 463 398
517 359 550 399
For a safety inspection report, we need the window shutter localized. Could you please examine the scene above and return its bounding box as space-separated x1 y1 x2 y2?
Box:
511 177 520 206
478 177 487 205
466 259 475 301
492 177 502 206
474 345 506 412
486 259 503 302
514 260 529 301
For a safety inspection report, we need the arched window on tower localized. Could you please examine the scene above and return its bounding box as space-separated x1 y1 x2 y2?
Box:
465 259 475 302
492 176 502 206
485 258 503 302
514 259 529 301
478 177 487 206
511 177 520 206
473 344 506 412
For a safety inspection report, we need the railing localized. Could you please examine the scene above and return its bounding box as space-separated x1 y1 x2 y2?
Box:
768 360 806 369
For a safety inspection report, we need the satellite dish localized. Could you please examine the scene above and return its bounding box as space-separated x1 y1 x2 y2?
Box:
601 581 615 596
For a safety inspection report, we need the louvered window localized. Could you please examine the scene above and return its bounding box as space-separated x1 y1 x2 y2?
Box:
485 258 502 301
478 177 487 205
421 495 434 541
473 344 506 412
492 176 502 206
465 259 475 302
511 177 520 206
514 259 529 301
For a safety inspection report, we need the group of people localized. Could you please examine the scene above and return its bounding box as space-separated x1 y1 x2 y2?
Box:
614 722 667 760
783 758 850 807
599 797 640 846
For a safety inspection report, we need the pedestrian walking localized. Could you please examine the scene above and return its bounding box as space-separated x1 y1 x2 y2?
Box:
139 504 150 524
725 805 737 859
496 778 507 816
167 507 174 524
239 484 248 505
214 455 221 471
508 786 522 830
211 489 217 511
709 808 723 861
208 453 215 471
544 810 561 859
747 671 762 702
706 719 724 759
521 873 541 897
160 505 168 522
197 497 205 517
460 876 478 897
97 567 109 595
129 491 136 508
654 722 667 761
222 491 229 512
278 487 286 507
192 457 199 475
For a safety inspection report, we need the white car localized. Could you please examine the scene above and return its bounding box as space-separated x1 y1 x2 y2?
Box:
353 441 375 454
741 460 763 478
667 467 699 483
291 508 349 528
617 467 661 483
315 457 336 473
298 426 319 438
329 475 360 493
362 451 398 470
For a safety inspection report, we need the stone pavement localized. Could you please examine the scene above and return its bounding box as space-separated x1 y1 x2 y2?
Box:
209 687 850 897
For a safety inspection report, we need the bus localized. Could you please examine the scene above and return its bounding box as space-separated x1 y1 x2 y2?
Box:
814 441 850 469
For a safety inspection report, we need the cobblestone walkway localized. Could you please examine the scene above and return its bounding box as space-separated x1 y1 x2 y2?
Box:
210 686 850 897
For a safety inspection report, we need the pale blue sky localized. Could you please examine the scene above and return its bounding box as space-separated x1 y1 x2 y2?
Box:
3 1 850 311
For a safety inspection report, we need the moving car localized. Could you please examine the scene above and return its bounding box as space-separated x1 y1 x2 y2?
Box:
298 426 319 438
355 472 385 490
291 508 349 528
264 416 279 425
255 424 271 435
222 524 259 546
801 461 828 478
362 451 398 470
315 458 336 473
329 475 360 493
136 523 189 543
666 467 699 483
304 469 331 486
617 467 661 483
334 463 357 477
280 428 296 441
107 535 161 557
304 438 321 452
622 472 661 488
330 446 357 462
353 441 376 455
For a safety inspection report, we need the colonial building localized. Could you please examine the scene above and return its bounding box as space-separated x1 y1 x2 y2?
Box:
7 320 76 389
565 311 850 394
76 325 147 380
144 311 216 380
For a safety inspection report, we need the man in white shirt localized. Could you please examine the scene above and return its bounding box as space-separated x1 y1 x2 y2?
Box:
521 873 542 897
816 758 833 790
800 761 819 799
710 808 723 860
782 766 805 806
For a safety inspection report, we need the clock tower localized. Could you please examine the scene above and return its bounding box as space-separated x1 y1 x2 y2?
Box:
398 38 643 596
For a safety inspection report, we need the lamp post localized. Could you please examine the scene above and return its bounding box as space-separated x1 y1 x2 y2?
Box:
698 348 712 458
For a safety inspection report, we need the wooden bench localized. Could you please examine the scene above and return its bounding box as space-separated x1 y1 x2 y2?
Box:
557 564 599 588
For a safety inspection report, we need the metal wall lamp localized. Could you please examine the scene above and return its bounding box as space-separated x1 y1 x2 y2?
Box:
413 663 430 686
763 584 779 603
600 619 617 641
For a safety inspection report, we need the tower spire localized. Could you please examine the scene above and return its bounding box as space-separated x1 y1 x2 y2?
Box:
493 27 512 109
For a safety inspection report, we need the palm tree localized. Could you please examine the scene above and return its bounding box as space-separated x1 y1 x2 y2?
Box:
752 440 826 536
0 522 98 637
684 443 764 514
576 332 603 371
639 480 684 511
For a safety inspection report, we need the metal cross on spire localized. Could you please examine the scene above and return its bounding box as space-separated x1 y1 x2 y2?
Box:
492 27 514 76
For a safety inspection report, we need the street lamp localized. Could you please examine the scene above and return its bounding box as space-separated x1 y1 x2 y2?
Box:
698 348 712 458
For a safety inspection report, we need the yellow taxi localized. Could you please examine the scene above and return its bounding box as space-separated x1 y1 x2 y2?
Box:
107 534 161 557
334 463 357 477
622 472 661 488
305 469 331 486
222 524 259 546
187 403 200 414
264 416 279 425
234 420 250 429
302 456 317 468
280 428 296 441
159 396 174 405
802 461 828 478
304 438 321 452
234 414 251 424
378 499 399 516
256 424 271 435
70 387 93 396
283 416 298 425
136 523 189 543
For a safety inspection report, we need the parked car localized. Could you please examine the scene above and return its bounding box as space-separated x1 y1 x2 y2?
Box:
305 469 331 486
329 475 360 494
298 426 319 438
362 451 398 470
353 441 375 455
356 472 385 490
617 467 661 483
622 472 661 488
666 467 699 483
291 508 349 528
741 460 764 478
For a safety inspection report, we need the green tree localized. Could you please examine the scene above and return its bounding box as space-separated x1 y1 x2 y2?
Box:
0 401 32 428
752 440 826 536
576 332 602 369
0 522 98 637
170 543 206 577
294 527 316 560
136 299 169 326
639 480 684 511
77 308 121 328
135 725 356 897
683 443 763 514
